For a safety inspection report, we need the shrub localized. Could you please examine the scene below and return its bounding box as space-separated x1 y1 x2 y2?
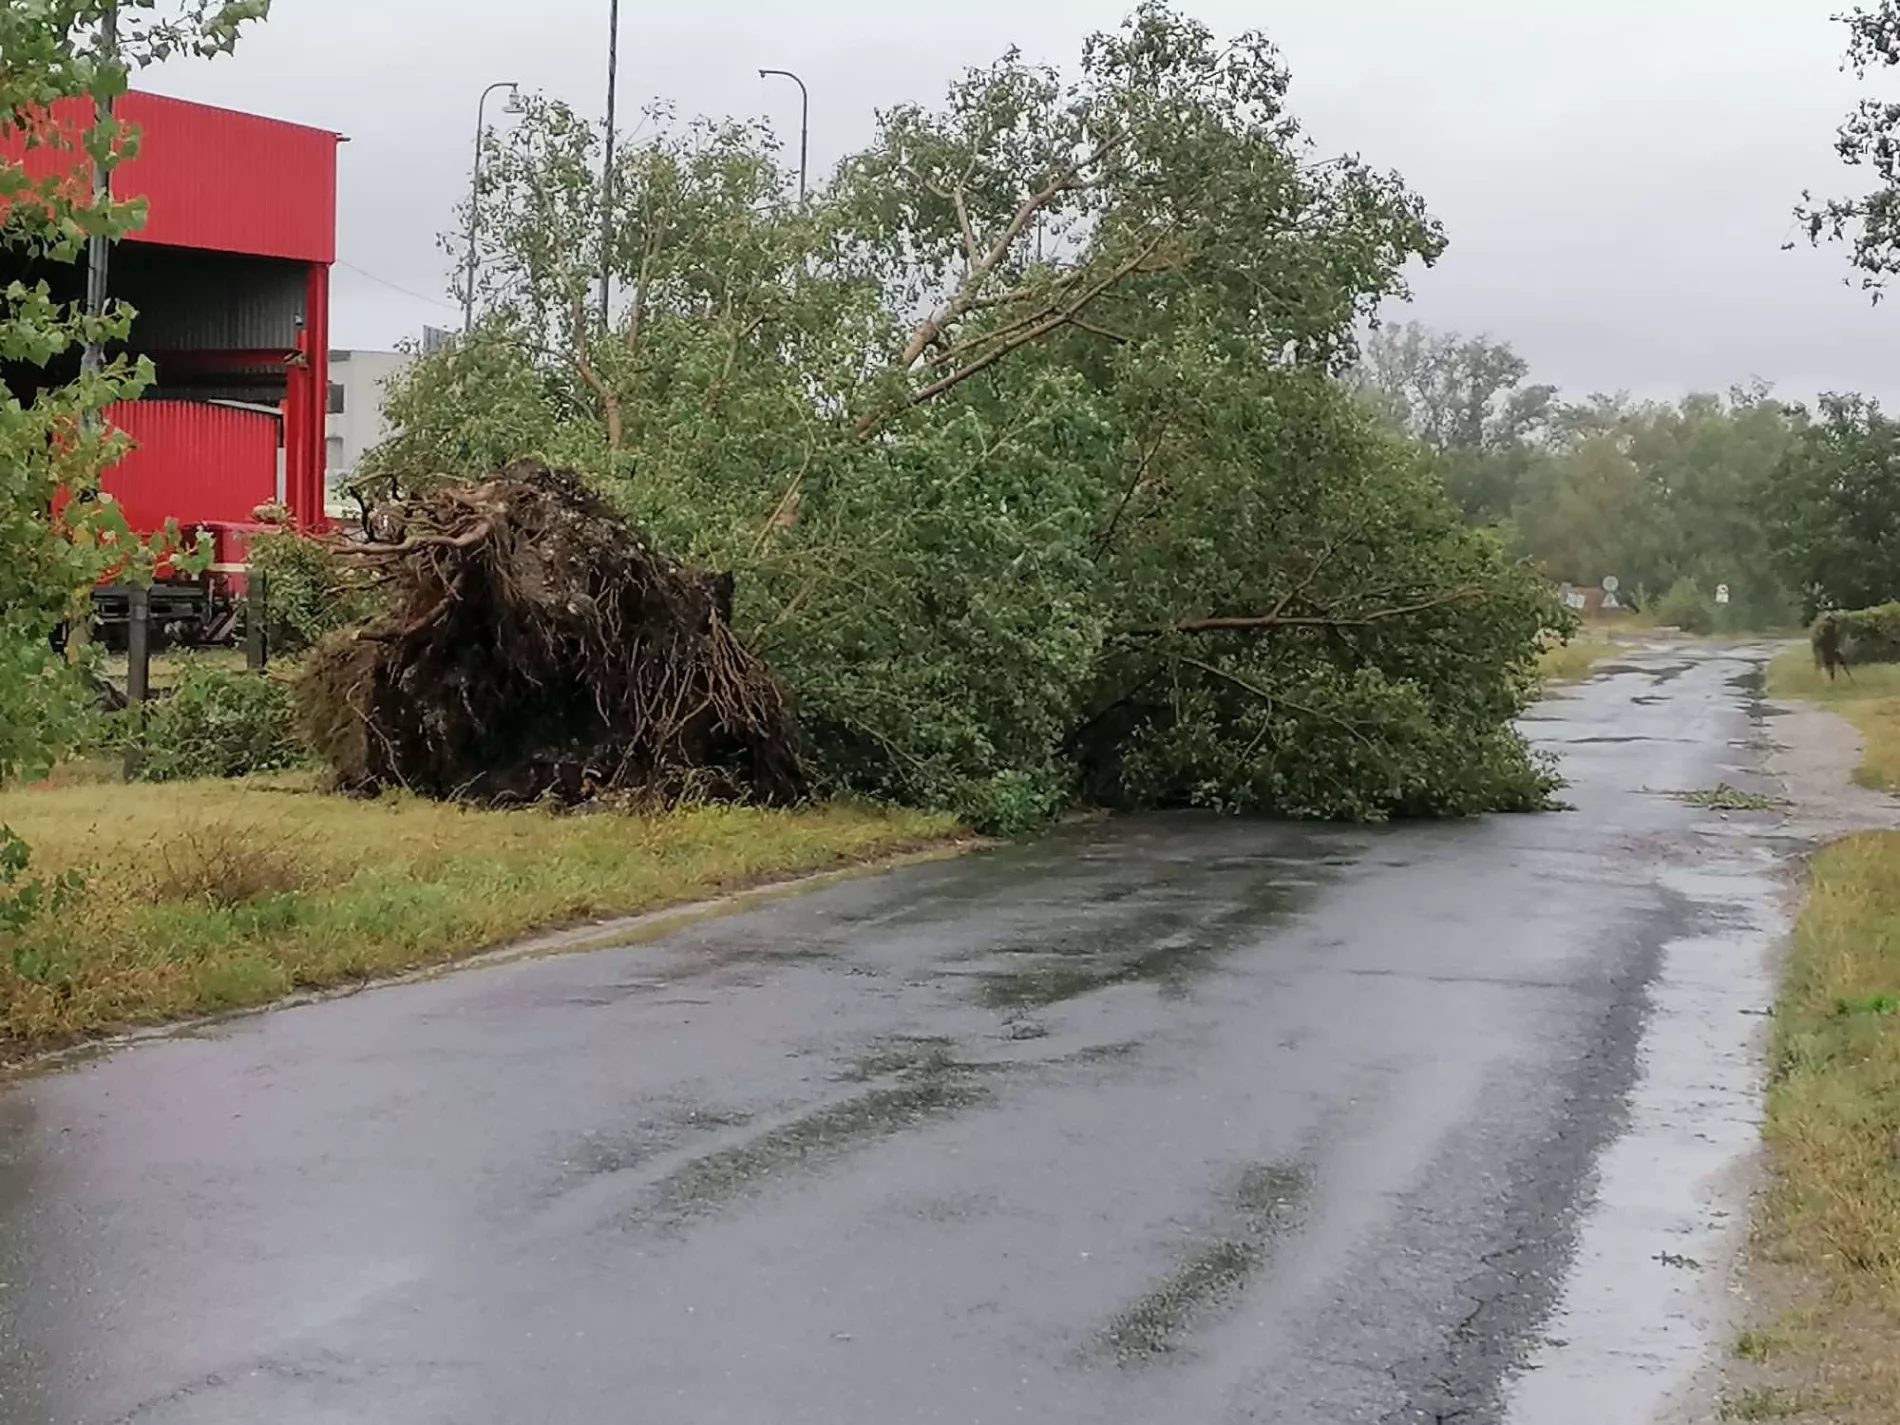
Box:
0 825 81 985
245 530 381 655
125 660 309 781
1814 602 1900 667
1655 578 1717 634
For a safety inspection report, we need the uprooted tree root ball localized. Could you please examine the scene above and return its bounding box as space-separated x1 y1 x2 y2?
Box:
298 463 807 805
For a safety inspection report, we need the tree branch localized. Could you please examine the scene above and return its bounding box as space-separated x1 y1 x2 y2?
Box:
750 438 814 559
950 183 983 275
571 292 623 453
1263 512 1374 623
1166 654 1378 750
1128 587 1486 637
1068 314 1133 344
353 521 494 557
1092 427 1168 557
891 126 1135 370
861 231 1172 437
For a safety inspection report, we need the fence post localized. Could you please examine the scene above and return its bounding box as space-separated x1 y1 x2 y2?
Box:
246 572 269 671
123 585 150 781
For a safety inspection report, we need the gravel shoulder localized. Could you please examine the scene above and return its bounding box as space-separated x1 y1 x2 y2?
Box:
1656 688 1900 1425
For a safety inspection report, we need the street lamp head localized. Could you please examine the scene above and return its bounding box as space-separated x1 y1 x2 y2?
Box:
503 85 525 115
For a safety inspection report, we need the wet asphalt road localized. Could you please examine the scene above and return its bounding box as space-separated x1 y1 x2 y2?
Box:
0 645 1786 1425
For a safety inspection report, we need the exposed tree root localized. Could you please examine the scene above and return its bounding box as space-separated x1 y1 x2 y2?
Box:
299 462 806 806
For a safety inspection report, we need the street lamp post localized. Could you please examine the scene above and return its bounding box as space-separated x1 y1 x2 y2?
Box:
464 81 521 336
758 68 809 207
599 0 621 329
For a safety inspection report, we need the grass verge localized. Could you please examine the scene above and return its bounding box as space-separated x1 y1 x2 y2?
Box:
0 776 958 1053
1743 833 1900 1421
1766 646 1900 791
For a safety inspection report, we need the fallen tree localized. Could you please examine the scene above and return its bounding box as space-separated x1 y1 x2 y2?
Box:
300 463 805 806
359 3 1570 831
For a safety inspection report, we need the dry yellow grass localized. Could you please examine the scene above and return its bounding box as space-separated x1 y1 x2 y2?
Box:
0 776 957 1051
1537 636 1615 684
1766 646 1900 791
1748 832 1900 1422
1536 622 1637 685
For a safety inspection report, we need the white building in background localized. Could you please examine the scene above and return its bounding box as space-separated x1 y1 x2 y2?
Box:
324 347 415 492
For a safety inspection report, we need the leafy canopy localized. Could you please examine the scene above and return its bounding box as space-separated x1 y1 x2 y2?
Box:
1758 394 1900 617
1798 2 1900 293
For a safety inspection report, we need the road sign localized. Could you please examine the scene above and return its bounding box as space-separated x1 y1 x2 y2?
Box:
1716 584 1731 605
1602 575 1620 594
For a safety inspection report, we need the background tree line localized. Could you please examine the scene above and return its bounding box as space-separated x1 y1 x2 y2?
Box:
1357 322 1900 628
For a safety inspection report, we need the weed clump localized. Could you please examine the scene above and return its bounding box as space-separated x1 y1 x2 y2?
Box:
147 819 311 909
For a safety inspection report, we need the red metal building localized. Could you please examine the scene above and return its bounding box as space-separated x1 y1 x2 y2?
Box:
1 91 342 537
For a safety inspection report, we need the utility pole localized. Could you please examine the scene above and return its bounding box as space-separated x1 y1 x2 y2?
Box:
71 1 118 662
464 82 521 335
81 1 119 390
758 69 809 207
598 0 620 329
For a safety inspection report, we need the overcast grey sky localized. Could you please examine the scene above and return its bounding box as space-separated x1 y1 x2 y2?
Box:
144 0 1890 405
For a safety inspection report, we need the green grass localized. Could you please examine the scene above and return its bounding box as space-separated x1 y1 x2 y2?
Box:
1720 1387 1808 1421
1749 833 1900 1422
0 775 959 1051
1767 646 1900 792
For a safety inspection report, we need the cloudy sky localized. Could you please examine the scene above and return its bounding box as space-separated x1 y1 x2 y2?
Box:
144 0 1890 405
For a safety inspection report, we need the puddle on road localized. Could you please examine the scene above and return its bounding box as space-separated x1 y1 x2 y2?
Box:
548 1102 755 1190
649 1067 992 1223
840 1034 961 1082
1099 1163 1311 1364
968 862 1318 1012
619 1029 1159 1226
1501 851 1788 1425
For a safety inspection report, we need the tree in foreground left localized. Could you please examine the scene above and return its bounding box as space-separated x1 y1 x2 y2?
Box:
0 0 269 787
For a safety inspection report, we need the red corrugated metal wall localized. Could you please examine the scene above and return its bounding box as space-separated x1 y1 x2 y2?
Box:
0 92 339 262
100 401 281 530
4 92 339 532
